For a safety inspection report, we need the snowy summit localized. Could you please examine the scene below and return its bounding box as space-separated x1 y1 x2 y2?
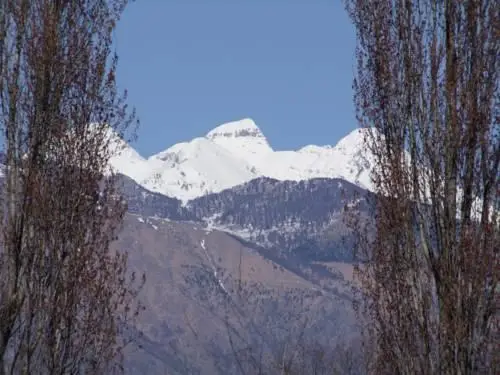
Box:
109 118 374 202
206 118 274 162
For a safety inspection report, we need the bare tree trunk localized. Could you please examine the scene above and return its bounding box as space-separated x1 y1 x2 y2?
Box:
344 0 499 374
0 0 144 374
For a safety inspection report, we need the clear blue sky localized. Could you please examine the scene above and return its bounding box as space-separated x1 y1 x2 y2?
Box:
114 0 357 157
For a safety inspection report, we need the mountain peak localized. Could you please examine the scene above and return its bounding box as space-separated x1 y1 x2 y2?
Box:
205 118 273 163
206 118 265 140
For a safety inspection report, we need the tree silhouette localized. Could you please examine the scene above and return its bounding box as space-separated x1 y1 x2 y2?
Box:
344 1 499 374
0 1 143 373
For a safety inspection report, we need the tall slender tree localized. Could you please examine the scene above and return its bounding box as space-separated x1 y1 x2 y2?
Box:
0 0 143 374
344 1 499 374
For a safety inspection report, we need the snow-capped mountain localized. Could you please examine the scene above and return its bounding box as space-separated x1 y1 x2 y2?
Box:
110 118 374 201
0 122 368 375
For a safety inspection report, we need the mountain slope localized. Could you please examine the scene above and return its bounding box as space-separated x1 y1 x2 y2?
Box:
118 213 359 375
143 137 259 201
118 174 370 263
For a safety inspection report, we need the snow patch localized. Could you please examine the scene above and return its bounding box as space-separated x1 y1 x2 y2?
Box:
200 238 228 294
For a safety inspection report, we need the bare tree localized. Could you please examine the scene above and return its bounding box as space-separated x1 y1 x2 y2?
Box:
0 0 143 374
343 1 499 374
